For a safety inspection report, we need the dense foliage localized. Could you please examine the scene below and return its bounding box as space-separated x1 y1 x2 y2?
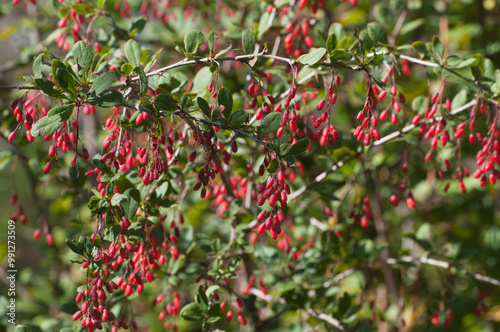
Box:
1 0 500 331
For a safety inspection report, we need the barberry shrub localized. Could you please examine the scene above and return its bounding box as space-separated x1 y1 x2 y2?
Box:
1 0 500 331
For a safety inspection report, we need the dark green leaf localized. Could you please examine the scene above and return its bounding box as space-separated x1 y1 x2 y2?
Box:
367 22 387 44
122 188 141 220
34 78 66 99
287 138 310 156
326 32 337 58
130 17 146 36
31 116 64 137
124 40 141 67
197 97 211 118
92 154 112 174
61 302 80 315
296 48 326 65
47 104 74 121
134 66 147 97
267 158 278 173
155 94 178 112
15 325 35 332
227 110 248 126
66 238 85 255
103 225 122 242
87 90 123 108
242 29 256 54
218 87 233 118
180 303 204 321
259 112 282 135
195 285 209 313
184 30 204 53
92 71 114 96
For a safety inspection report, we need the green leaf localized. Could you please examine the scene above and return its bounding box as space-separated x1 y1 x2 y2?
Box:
51 59 66 88
227 110 248 126
412 41 427 59
367 22 387 44
134 66 148 97
15 325 35 332
329 49 351 62
296 48 326 65
326 32 337 58
72 41 94 70
259 112 282 135
180 302 204 321
432 36 444 62
87 90 123 108
122 188 141 220
218 87 233 118
61 301 80 315
155 94 178 112
111 193 128 206
33 54 44 78
92 71 114 96
124 40 141 67
55 67 77 96
31 116 64 137
451 90 467 110
267 158 279 173
197 97 211 118
129 17 146 36
195 285 209 313
184 30 204 53
103 225 122 242
337 36 353 50
287 138 310 156
34 78 66 99
242 29 256 54
47 104 74 121
71 3 95 14
66 238 85 255
92 154 112 174
207 30 217 53
121 63 134 77
257 11 271 39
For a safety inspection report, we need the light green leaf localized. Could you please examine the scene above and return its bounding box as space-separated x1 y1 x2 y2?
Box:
124 40 141 67
296 48 326 65
451 90 467 110
72 41 94 69
184 30 204 53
